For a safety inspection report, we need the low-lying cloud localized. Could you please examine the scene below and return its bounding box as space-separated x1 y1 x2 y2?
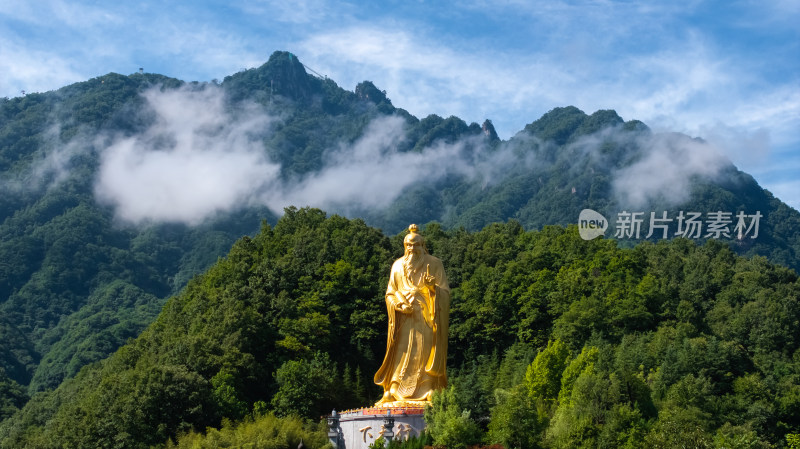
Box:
563 125 731 208
611 132 728 208
92 85 733 227
265 115 439 212
93 85 536 226
267 116 522 215
95 86 279 225
0 124 88 194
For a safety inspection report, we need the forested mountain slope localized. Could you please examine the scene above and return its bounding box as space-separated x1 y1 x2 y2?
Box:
0 50 798 432
0 210 797 448
0 71 278 403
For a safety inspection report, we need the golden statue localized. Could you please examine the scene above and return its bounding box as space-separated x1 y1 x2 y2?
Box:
374 224 450 406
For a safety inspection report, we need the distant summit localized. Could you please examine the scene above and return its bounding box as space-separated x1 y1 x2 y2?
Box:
223 51 317 103
355 80 390 106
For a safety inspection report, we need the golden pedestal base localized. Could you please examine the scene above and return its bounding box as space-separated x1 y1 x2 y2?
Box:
373 400 430 408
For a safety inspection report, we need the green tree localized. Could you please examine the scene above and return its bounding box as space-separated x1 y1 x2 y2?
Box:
424 386 484 449
165 412 328 449
0 370 27 421
488 383 547 449
272 352 340 419
525 339 570 401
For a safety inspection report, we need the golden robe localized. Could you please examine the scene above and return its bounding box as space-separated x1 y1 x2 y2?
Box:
374 253 449 404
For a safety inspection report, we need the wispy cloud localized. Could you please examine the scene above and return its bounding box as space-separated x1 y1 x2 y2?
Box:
0 37 87 97
265 115 442 212
265 115 526 215
92 87 530 226
0 124 90 193
0 0 122 28
293 19 794 135
234 0 344 24
611 132 728 208
95 85 279 225
295 26 561 136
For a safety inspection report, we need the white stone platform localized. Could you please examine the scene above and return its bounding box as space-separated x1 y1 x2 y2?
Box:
327 406 427 449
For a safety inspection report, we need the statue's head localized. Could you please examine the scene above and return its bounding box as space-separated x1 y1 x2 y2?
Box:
403 224 428 257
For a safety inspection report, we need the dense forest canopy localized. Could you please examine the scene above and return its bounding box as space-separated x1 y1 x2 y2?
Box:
0 50 799 447
0 209 798 448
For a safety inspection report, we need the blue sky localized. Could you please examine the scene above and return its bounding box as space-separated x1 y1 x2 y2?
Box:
1 0 798 210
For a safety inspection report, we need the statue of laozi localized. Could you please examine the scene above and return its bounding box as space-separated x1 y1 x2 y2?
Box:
374 224 450 406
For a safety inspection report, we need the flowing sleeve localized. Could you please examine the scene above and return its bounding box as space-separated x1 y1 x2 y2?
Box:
374 260 403 385
425 258 449 376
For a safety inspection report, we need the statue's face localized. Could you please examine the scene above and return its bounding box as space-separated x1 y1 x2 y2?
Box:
405 239 423 256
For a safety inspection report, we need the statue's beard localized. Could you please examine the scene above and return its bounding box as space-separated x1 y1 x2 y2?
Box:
403 251 424 280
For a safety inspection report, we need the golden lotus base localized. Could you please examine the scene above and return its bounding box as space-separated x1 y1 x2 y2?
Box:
373 400 430 408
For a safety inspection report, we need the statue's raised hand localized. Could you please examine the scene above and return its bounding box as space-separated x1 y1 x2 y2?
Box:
423 264 436 289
